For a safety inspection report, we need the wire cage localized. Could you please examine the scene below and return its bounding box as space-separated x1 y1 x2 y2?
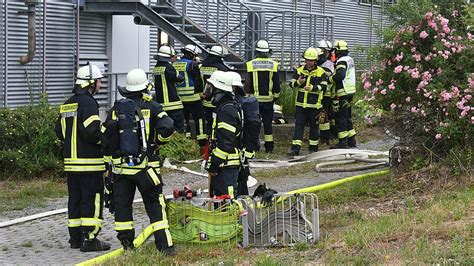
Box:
166 193 319 248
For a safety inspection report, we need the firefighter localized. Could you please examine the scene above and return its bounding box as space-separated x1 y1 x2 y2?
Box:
173 44 207 148
54 63 110 252
245 39 281 153
200 45 232 137
288 48 328 156
153 44 186 133
205 71 242 198
317 40 335 145
330 40 357 149
102 69 175 254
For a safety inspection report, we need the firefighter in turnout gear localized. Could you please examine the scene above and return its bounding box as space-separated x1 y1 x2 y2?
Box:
173 44 207 147
200 45 232 136
153 44 186 133
205 71 242 198
102 69 176 255
317 40 335 145
245 39 281 153
55 63 111 252
288 48 328 156
330 40 357 149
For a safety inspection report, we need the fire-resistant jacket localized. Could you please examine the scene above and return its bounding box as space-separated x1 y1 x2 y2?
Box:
173 56 203 102
318 57 335 98
153 60 185 111
291 65 328 109
208 97 242 173
55 86 105 173
330 54 356 97
199 55 231 108
103 94 175 176
245 57 281 102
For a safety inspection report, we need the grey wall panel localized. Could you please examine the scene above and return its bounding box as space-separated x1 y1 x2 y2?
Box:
44 2 76 105
149 26 158 70
79 12 109 105
0 2 5 107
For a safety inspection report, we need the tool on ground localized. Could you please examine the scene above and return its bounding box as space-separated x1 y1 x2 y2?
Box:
173 185 202 199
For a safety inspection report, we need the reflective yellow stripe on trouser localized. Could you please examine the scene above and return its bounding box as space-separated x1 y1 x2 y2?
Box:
115 221 134 231
292 140 303 146
347 129 356 138
81 193 102 240
264 134 273 142
158 194 173 246
68 218 81 228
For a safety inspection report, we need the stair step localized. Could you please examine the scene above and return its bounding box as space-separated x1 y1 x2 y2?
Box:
189 33 208 38
200 42 218 46
151 4 170 10
159 13 182 19
172 23 194 29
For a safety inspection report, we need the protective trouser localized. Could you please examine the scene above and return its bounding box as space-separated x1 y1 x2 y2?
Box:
211 167 239 199
319 96 333 141
113 173 173 251
259 102 274 152
183 100 207 147
334 94 356 141
291 106 321 152
204 106 214 137
67 173 104 243
167 109 186 134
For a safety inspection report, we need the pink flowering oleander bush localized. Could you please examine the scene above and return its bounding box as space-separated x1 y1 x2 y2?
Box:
362 3 473 174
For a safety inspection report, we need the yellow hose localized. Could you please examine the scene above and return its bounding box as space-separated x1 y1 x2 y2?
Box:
75 223 155 266
286 169 390 194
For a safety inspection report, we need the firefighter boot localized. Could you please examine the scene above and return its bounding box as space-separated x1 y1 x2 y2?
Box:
347 136 357 148
80 238 111 252
287 145 301 156
330 138 348 149
309 145 319 154
69 239 81 249
264 141 274 153
121 238 135 251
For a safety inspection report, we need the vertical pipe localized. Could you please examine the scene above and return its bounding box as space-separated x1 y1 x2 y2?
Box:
239 5 242 57
312 208 319 241
76 0 80 71
369 1 373 48
216 0 220 40
182 0 186 32
4 0 8 107
226 0 229 45
42 0 46 95
205 0 209 31
280 12 284 70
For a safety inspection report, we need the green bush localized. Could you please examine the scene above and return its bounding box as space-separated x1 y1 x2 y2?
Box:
159 133 200 161
278 82 296 117
362 0 473 174
0 103 63 180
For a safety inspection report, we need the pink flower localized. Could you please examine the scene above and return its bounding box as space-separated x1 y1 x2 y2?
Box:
419 31 429 39
452 10 459 17
425 11 433 19
394 65 403 73
471 116 474 124
435 134 442 140
363 81 371 89
451 86 460 97
411 106 418 113
388 83 395 90
380 89 387 95
411 47 417 53
390 103 397 110
395 52 404 62
406 97 411 102
424 55 432 61
413 54 421 62
440 91 451 102
411 70 420 79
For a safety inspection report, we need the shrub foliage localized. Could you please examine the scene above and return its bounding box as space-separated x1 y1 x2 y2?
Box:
362 0 473 174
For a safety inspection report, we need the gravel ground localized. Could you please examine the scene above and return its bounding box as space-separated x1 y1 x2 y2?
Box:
0 137 396 265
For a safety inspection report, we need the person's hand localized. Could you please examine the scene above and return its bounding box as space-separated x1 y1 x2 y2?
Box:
304 85 312 91
297 76 306 86
208 172 218 177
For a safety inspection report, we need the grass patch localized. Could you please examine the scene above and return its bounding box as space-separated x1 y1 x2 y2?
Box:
0 179 67 212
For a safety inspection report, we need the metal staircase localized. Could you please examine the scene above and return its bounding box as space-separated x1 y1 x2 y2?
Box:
84 0 334 70
84 0 244 64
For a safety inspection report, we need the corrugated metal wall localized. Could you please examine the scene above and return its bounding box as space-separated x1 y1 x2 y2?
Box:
0 1 5 106
79 12 109 104
0 1 109 108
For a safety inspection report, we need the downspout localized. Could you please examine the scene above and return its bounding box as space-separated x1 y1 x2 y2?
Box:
20 0 38 65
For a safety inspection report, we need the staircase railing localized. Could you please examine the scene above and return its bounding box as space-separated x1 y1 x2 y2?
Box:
154 0 334 69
